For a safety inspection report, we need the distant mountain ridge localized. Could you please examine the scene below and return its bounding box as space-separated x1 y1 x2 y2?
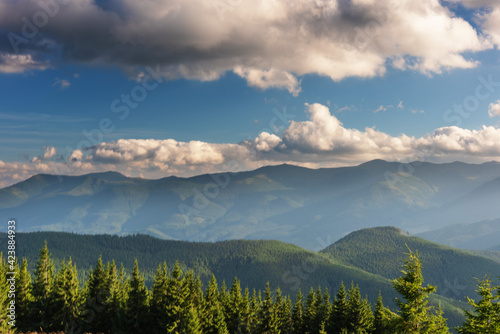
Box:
2 159 500 249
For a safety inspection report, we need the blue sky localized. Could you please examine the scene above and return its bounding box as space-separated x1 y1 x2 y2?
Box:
1 0 500 187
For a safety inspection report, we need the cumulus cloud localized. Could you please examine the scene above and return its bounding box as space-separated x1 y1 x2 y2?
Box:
42 146 57 160
3 103 500 188
448 0 500 47
0 0 491 92
488 100 500 118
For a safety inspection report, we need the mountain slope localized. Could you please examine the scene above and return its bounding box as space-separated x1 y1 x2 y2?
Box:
321 226 500 303
0 231 393 302
417 218 500 250
2 160 500 249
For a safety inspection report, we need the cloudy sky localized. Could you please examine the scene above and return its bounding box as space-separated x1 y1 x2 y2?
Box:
1 0 500 187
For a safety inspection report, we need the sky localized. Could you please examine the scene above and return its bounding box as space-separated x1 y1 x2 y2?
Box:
1 0 500 187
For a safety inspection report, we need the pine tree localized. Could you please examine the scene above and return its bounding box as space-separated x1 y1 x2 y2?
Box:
303 287 317 333
202 275 229 334
329 282 349 333
0 253 14 333
164 261 189 333
50 258 80 332
259 282 280 334
108 262 128 333
240 288 254 333
456 277 500 334
393 249 450 334
150 262 169 333
249 289 262 332
31 241 55 331
16 258 33 331
346 283 374 334
184 305 202 334
280 296 293 334
82 256 112 333
226 277 244 333
125 259 149 333
373 292 398 334
291 289 304 333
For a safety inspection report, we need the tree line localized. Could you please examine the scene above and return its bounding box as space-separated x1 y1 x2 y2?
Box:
1 243 499 333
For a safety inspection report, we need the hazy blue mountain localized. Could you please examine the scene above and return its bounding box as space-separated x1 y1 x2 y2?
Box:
2 160 500 249
417 218 500 250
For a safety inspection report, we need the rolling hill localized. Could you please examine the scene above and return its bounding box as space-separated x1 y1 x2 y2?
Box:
321 226 500 303
2 160 500 250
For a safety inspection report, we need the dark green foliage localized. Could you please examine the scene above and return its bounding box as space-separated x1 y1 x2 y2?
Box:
50 258 80 332
346 283 374 333
393 249 450 333
30 241 55 330
125 260 149 333
373 292 398 334
16 258 32 331
329 282 349 333
456 277 500 334
322 226 500 303
0 253 14 333
291 289 304 333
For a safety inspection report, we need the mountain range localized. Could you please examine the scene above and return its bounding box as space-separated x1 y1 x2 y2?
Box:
2 159 500 250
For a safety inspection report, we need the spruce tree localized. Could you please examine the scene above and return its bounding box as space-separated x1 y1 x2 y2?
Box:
164 261 189 333
329 282 349 333
16 258 32 331
226 277 244 333
346 283 374 334
303 287 317 333
150 262 169 333
108 262 128 333
202 275 228 334
82 256 112 333
373 292 398 334
291 289 304 333
50 258 80 332
0 253 14 333
184 305 202 334
456 277 500 334
125 259 149 333
259 282 280 334
393 249 450 334
31 241 55 331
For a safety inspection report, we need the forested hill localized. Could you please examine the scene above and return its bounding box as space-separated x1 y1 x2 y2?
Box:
321 226 500 303
0 231 393 304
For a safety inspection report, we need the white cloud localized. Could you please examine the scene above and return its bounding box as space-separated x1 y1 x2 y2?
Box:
488 100 500 118
42 146 57 160
4 103 500 188
52 78 71 89
374 105 388 113
0 0 491 92
0 53 49 74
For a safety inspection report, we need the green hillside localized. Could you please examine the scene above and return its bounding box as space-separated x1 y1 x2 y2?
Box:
321 226 500 304
0 232 394 304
